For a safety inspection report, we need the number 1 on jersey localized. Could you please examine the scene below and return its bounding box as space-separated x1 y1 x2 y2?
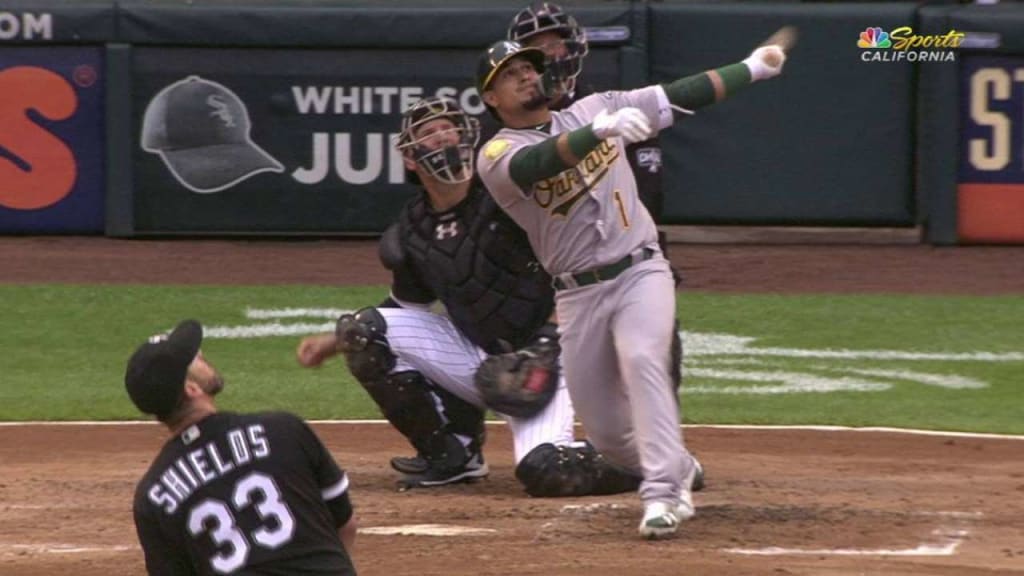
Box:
613 189 630 229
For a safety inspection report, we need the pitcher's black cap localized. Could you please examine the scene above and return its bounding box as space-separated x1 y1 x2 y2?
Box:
125 320 203 417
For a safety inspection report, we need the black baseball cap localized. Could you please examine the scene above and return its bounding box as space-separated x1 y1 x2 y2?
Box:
125 320 203 418
141 76 284 193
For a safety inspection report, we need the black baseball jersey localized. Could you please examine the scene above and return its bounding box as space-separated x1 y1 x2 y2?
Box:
133 412 354 576
388 185 554 354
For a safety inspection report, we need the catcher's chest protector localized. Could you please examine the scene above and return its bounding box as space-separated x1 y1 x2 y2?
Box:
400 186 554 353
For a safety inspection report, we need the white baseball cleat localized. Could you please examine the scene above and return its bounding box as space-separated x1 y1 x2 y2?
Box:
638 494 694 540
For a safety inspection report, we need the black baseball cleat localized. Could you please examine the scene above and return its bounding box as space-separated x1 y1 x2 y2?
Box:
396 452 489 491
390 454 429 475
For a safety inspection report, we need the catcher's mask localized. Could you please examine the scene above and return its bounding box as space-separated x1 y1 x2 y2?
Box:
397 97 480 185
507 2 589 97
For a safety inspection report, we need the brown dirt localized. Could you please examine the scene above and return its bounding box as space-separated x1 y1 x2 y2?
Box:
2 424 1022 576
1 236 1022 294
1 236 1022 576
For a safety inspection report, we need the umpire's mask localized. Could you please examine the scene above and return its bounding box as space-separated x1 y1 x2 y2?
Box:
397 97 481 185
507 2 589 98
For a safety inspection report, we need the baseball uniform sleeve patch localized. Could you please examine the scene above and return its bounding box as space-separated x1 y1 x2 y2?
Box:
484 139 511 160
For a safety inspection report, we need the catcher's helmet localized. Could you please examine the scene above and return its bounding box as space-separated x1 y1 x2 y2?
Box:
397 97 480 185
475 39 546 96
507 2 589 94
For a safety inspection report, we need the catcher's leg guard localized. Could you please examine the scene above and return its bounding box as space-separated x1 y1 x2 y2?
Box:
390 385 486 475
434 385 487 449
358 370 486 473
365 371 456 454
514 441 641 498
337 307 486 471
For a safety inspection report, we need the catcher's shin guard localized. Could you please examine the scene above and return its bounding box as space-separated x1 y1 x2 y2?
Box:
361 370 488 475
391 386 487 475
338 306 486 458
434 385 487 448
359 371 452 454
515 442 641 497
338 307 489 483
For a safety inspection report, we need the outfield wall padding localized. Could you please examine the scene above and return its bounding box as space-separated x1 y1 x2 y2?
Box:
3 0 1018 242
649 3 919 226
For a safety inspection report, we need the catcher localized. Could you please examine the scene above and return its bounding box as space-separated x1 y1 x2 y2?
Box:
297 97 703 497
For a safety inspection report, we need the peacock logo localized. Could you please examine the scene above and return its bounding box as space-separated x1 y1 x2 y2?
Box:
858 27 891 49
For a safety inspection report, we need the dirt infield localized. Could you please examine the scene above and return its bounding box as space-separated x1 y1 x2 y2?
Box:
2 236 1022 294
2 424 1023 576
1 237 1023 576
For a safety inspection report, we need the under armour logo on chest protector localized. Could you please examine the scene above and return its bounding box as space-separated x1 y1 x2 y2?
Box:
435 221 460 240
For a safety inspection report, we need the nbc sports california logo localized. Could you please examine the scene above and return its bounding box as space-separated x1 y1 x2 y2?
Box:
858 26 964 63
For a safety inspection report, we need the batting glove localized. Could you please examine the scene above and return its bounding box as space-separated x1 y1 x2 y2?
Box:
592 107 653 144
743 45 786 82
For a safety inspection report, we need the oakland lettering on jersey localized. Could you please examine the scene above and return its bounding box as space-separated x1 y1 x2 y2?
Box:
535 139 619 217
147 424 270 515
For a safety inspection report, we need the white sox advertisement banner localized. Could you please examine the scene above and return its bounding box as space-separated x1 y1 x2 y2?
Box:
130 46 621 234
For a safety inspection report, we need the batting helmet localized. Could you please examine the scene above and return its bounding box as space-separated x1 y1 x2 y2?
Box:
476 40 547 96
507 2 589 93
397 97 480 185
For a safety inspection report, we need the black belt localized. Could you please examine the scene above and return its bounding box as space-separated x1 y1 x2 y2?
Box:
552 247 657 290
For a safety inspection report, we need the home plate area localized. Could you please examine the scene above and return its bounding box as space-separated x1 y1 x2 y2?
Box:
0 416 1021 575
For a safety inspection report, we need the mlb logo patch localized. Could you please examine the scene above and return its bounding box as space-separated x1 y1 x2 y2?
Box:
636 148 661 173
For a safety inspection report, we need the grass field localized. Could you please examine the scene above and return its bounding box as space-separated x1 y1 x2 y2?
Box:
3 284 1022 433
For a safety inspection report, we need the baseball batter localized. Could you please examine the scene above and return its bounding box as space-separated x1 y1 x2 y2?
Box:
298 97 645 498
506 1 686 382
476 40 787 537
506 2 674 269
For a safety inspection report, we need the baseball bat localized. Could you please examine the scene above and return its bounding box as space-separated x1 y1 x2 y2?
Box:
758 25 798 68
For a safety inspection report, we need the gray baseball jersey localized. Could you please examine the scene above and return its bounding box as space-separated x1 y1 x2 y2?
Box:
478 85 673 276
477 85 698 510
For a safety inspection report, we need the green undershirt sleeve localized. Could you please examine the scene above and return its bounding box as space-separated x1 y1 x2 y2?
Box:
508 126 603 190
661 62 752 111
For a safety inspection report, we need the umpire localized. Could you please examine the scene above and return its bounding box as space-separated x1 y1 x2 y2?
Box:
126 319 358 575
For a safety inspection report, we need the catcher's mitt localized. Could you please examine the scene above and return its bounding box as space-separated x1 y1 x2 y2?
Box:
474 335 559 419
